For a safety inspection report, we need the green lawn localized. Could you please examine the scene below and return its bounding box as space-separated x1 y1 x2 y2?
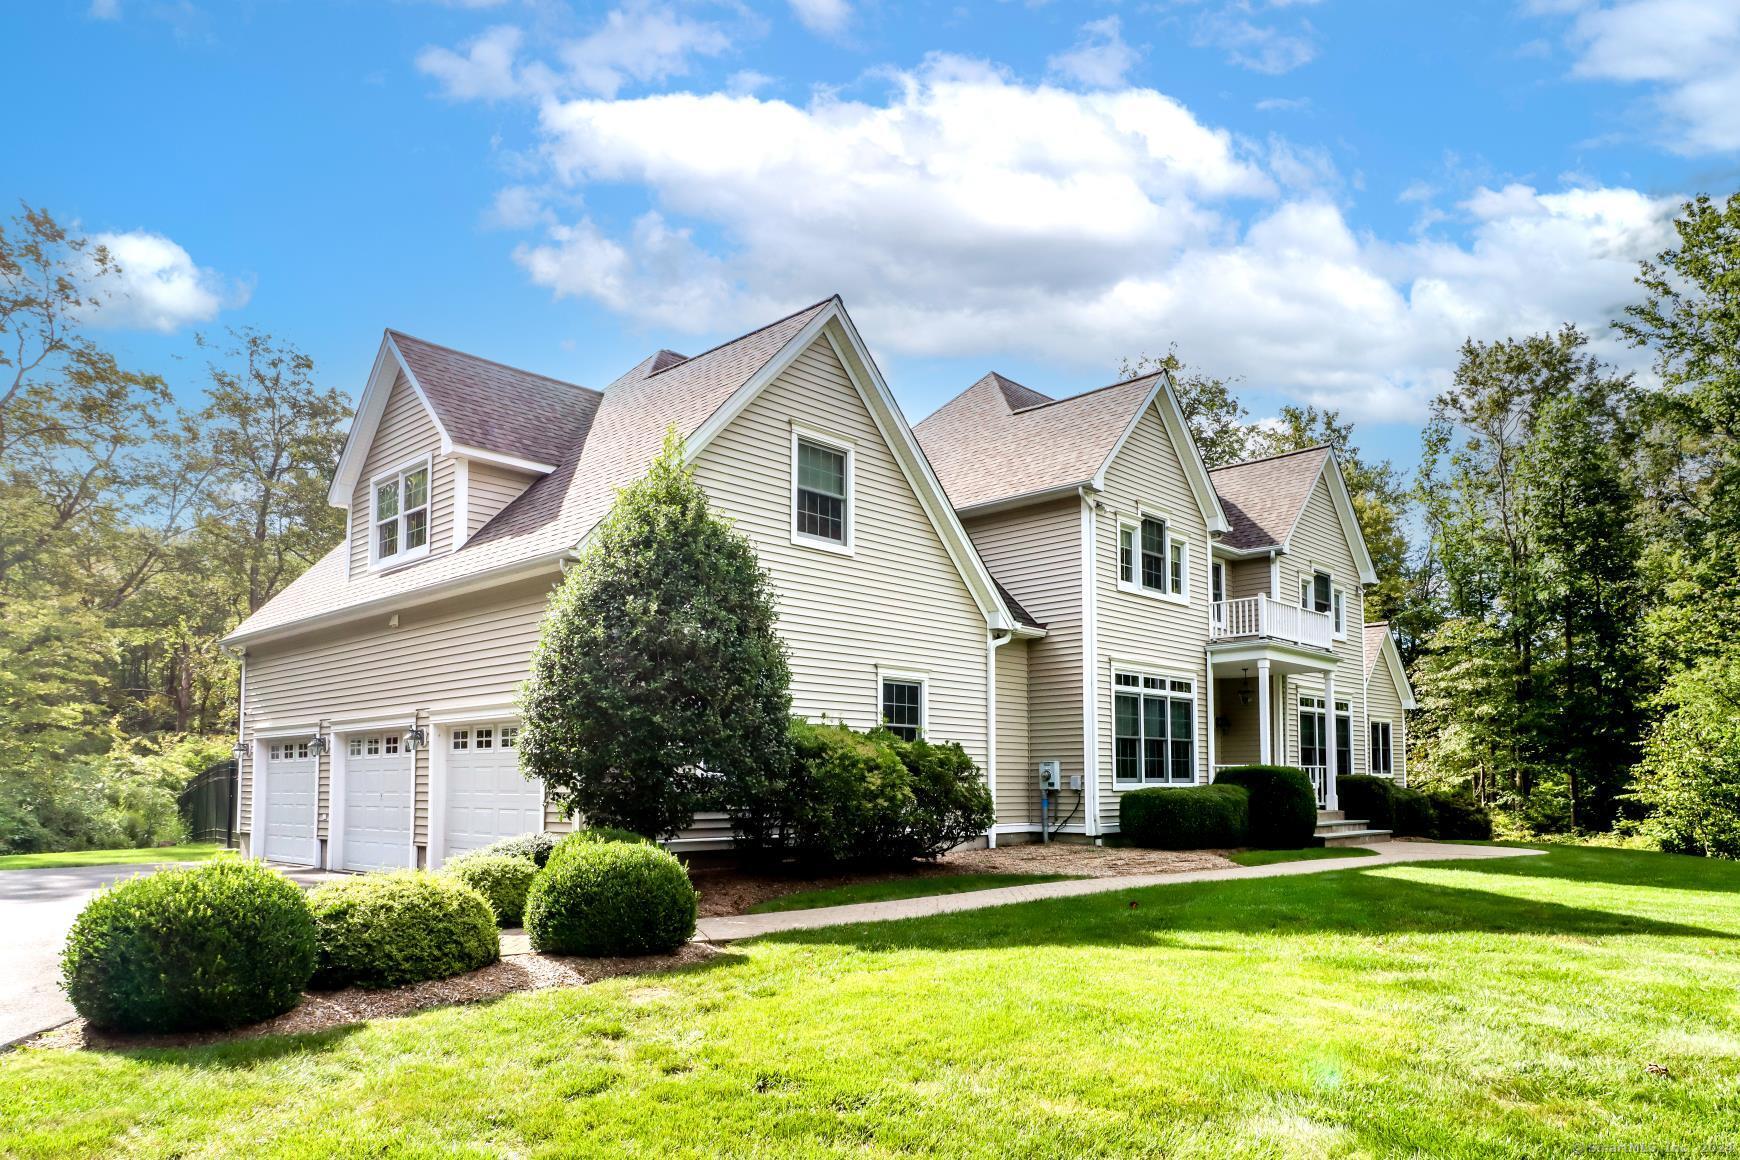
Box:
6 846 1739 1156
748 872 1076 913
0 843 223 871
1229 845 1379 867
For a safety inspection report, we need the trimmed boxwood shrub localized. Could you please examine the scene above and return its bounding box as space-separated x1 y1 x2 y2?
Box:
1392 787 1436 836
1120 784 1250 849
882 733 994 860
525 837 698 957
1213 765 1318 848
463 831 560 868
308 871 499 989
1335 774 1396 828
444 853 539 927
1428 794 1493 840
61 858 316 1032
774 720 916 864
569 826 653 846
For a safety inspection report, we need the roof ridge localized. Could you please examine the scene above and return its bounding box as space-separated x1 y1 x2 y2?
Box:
1009 371 1161 414
645 297 836 379
386 329 597 396
1210 443 1332 472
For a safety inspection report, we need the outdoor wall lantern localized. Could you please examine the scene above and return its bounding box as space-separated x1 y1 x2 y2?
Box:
1240 668 1253 707
232 740 248 760
404 725 427 752
308 734 329 757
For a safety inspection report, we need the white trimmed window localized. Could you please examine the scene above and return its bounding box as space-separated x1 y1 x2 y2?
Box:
451 729 469 751
1301 570 1332 615
791 430 852 551
880 674 926 741
1119 516 1187 599
1370 720 1394 776
365 735 380 756
372 458 431 567
501 726 519 749
1332 587 1348 638
384 734 400 755
1113 671 1195 786
475 727 494 750
348 737 362 758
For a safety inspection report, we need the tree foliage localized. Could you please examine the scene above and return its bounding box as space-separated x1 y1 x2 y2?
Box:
518 431 793 839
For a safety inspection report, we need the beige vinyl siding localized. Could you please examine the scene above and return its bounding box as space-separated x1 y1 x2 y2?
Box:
693 336 990 768
1366 648 1408 784
1093 403 1212 833
466 460 537 538
993 638 1034 828
1278 473 1367 776
1224 557 1272 601
1213 676 1262 767
349 373 454 575
238 574 558 856
963 497 1084 833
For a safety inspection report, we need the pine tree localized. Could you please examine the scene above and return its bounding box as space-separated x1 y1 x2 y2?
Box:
517 431 792 839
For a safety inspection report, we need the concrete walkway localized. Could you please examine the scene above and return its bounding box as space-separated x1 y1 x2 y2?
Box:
696 840 1542 943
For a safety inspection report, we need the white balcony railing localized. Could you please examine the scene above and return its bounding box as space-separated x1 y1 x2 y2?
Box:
1301 764 1327 807
1209 596 1334 651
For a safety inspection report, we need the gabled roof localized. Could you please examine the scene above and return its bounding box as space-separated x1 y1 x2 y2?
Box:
914 370 1230 535
1209 445 1379 585
229 298 1026 645
1364 621 1417 710
1208 446 1330 552
389 331 602 469
327 331 601 505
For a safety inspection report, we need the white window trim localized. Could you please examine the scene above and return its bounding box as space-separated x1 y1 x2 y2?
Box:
1116 513 1190 605
1370 718 1395 778
368 454 433 572
789 424 854 556
1332 586 1349 640
876 667 928 739
1110 665 1198 789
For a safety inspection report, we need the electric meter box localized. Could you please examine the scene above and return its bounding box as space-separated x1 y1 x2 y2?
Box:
1037 760 1062 791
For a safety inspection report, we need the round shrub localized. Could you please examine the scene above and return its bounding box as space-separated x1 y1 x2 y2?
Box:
308 870 499 989
1213 765 1318 848
883 734 994 860
1428 794 1493 840
1335 774 1396 829
1120 784 1250 849
463 831 560 868
570 825 653 846
1391 787 1436 836
444 853 539 927
61 857 316 1032
525 838 697 957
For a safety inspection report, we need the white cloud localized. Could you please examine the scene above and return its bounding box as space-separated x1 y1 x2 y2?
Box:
1193 5 1319 74
493 60 1680 418
1254 96 1310 112
1047 16 1140 89
1547 0 1740 154
417 25 528 101
88 0 121 20
789 0 851 37
84 230 246 333
417 3 731 102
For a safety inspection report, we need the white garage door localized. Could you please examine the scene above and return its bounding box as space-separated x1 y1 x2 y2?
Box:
444 723 543 863
341 732 413 871
261 741 318 866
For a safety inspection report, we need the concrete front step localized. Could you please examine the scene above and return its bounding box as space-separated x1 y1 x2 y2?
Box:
1318 828 1394 847
1315 817 1374 834
1317 810 1346 823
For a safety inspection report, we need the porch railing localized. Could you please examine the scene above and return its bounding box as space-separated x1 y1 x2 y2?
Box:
1302 764 1327 807
1209 596 1334 651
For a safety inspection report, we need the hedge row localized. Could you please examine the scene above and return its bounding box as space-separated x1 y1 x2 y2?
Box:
1337 775 1492 840
1119 765 1318 851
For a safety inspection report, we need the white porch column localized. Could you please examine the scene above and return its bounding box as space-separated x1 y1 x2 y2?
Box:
1324 670 1338 812
1204 659 1216 782
1256 659 1272 764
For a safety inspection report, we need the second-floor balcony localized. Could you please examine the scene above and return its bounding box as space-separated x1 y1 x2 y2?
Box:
1210 596 1334 651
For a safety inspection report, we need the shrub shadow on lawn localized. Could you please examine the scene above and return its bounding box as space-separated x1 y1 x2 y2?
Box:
770 861 1735 955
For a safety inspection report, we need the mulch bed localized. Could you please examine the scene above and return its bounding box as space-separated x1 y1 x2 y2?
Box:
690 843 1237 916
26 942 720 1054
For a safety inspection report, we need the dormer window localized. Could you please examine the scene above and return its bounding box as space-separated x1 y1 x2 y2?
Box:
373 458 431 568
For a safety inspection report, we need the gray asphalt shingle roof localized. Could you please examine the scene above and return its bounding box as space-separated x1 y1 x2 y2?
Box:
1206 445 1330 552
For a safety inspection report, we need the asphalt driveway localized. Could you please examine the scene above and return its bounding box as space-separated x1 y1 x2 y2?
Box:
0 860 339 1047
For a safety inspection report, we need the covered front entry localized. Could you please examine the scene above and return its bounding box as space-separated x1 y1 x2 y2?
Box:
1208 640 1342 810
441 721 542 865
259 740 319 865
337 731 413 871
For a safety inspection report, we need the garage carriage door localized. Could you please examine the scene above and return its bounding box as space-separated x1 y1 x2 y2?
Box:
444 723 543 863
261 740 318 866
341 732 414 871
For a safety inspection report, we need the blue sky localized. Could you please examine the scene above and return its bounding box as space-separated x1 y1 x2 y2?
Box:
5 0 1737 472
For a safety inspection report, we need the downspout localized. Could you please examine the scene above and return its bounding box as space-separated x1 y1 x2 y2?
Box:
1079 486 1100 841
987 627 1012 849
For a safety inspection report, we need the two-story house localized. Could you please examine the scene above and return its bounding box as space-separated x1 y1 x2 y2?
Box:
223 297 1413 869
